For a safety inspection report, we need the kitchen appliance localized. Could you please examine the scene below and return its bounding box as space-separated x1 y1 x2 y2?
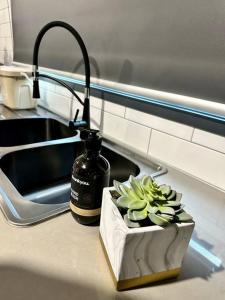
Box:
0 65 37 109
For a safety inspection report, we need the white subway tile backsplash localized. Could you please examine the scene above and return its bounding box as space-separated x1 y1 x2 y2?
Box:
0 8 9 24
148 130 225 191
103 112 151 154
0 48 11 64
39 87 102 128
6 48 12 63
0 50 4 63
55 84 73 98
5 36 11 50
55 86 124 116
0 36 12 50
90 95 103 110
90 106 102 130
103 101 125 117
0 37 5 50
0 0 8 10
39 80 55 92
39 90 70 119
192 129 225 154
0 22 11 37
90 97 124 116
55 85 103 112
126 107 193 140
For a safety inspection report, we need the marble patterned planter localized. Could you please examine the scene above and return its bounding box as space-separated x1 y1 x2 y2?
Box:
99 187 195 291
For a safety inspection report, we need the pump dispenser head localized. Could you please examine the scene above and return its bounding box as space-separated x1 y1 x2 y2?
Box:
80 129 102 152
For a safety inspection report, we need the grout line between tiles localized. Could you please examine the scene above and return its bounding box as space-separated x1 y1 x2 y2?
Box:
191 128 225 155
152 128 225 156
190 127 195 142
146 128 153 156
125 115 194 142
123 106 126 118
190 140 225 156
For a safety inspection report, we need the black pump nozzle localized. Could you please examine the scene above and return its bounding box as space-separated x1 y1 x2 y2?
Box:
80 129 102 152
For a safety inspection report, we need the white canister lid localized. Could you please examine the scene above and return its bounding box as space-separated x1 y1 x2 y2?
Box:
0 65 32 77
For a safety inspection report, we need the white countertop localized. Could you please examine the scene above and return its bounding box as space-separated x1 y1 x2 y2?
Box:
0 105 224 300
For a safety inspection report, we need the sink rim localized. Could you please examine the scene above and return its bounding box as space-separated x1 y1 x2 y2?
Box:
0 116 78 150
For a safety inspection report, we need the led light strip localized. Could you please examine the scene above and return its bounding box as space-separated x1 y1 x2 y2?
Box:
42 71 225 123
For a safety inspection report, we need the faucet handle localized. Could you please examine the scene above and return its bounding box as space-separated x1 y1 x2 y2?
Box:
73 109 79 122
69 108 88 131
69 105 89 132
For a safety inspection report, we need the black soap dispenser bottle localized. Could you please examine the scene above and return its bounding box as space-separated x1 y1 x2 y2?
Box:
70 129 110 225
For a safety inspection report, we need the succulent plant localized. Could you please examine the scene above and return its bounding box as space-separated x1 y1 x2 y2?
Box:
112 175 192 228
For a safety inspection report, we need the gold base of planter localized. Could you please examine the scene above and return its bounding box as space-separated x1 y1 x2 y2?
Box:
99 234 181 291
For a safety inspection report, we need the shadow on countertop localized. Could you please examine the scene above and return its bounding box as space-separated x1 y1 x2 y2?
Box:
0 263 109 300
0 230 224 299
0 263 138 300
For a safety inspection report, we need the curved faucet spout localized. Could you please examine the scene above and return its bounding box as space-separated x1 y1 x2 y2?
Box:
32 20 91 129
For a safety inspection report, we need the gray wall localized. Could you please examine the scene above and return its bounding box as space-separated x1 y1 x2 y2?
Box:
12 0 225 104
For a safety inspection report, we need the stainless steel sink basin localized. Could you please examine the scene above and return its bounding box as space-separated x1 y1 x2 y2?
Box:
0 141 140 202
0 117 76 147
0 138 167 226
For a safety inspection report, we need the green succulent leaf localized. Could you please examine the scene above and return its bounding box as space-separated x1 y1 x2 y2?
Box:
117 196 132 208
158 206 175 215
141 175 153 187
124 214 141 228
146 192 154 202
129 176 144 199
129 175 142 191
156 194 167 201
167 190 176 200
159 184 171 196
149 213 170 226
147 206 158 214
128 208 148 221
127 189 140 201
164 200 181 207
129 200 147 210
119 184 130 196
177 211 193 221
159 213 174 222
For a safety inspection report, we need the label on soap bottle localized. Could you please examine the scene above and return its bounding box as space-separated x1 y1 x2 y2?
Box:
70 173 107 217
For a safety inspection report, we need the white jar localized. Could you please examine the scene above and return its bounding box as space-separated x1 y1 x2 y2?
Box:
0 66 37 109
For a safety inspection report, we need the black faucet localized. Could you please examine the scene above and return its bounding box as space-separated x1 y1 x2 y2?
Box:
32 21 90 130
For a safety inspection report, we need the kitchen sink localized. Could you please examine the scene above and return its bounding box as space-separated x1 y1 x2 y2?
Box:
0 139 144 226
0 137 167 226
0 141 140 203
0 112 167 226
0 117 76 147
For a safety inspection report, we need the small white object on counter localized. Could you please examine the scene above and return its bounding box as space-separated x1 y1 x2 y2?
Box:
0 65 37 109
